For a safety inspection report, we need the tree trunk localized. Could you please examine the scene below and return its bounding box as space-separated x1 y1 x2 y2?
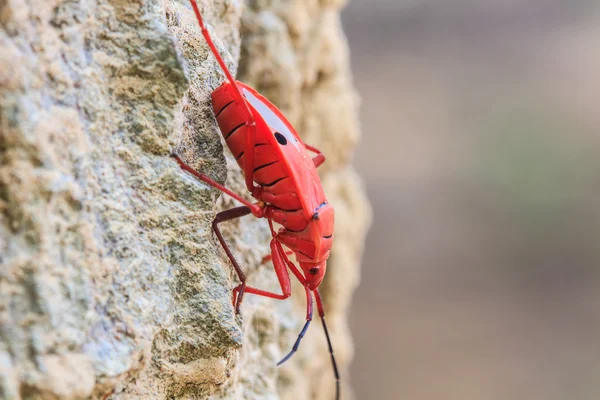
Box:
0 0 369 399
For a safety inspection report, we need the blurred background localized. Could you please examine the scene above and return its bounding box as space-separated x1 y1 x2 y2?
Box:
343 1 600 399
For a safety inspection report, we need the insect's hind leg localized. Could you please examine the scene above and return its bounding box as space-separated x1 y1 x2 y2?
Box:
187 0 258 191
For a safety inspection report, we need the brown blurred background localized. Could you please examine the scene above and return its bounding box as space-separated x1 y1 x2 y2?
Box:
343 1 600 399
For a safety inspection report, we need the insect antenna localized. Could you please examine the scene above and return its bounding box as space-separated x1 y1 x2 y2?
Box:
320 315 340 400
277 319 312 366
278 287 313 365
315 289 340 400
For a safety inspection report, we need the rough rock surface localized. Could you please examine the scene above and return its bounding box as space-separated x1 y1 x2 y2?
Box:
0 0 369 399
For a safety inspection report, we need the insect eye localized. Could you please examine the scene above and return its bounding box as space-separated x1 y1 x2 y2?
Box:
309 267 319 275
274 132 287 145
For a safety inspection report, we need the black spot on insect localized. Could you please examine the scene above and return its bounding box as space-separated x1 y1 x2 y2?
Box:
312 212 320 220
309 267 319 275
274 132 287 145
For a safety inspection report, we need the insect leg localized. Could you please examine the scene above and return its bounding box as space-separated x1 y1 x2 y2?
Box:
171 153 263 217
314 289 340 400
231 236 293 311
212 206 253 313
187 0 257 192
304 143 326 168
212 207 290 313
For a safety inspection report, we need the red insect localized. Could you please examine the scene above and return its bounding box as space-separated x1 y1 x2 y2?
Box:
171 1 339 398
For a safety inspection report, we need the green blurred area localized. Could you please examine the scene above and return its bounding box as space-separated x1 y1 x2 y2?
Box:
344 1 600 399
474 104 595 227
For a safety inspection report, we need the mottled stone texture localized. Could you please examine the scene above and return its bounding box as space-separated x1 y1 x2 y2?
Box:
0 0 369 399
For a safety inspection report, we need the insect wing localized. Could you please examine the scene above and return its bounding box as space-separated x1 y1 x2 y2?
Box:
239 84 326 212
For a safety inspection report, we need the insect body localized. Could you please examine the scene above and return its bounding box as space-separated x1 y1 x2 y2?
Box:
172 1 339 398
213 82 334 286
